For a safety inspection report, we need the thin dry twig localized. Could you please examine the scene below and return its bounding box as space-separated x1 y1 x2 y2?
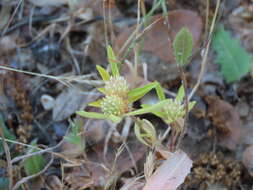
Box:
12 155 54 190
188 0 221 100
1 0 23 37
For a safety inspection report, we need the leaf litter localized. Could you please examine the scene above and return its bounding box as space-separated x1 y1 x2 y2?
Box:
0 0 253 190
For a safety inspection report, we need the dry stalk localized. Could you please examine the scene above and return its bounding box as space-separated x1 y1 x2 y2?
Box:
188 0 221 100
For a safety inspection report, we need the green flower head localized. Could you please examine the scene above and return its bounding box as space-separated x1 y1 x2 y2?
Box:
101 95 128 116
163 99 185 123
104 76 129 97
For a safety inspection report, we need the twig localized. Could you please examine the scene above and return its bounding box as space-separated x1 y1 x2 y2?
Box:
12 155 54 190
188 0 221 100
0 0 23 37
0 127 13 189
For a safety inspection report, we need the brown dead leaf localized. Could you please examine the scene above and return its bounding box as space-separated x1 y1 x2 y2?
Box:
143 150 192 190
243 145 253 177
114 9 202 62
206 95 242 150
53 87 87 121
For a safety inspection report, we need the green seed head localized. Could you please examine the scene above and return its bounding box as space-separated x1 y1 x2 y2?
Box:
101 95 127 116
104 76 129 97
163 99 185 123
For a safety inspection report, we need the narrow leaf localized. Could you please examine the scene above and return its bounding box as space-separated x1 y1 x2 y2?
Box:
98 88 105 94
96 65 110 81
212 26 252 82
89 99 102 107
76 111 106 119
173 27 193 65
188 101 196 111
127 100 168 116
128 82 157 103
107 45 119 77
175 85 185 102
155 82 165 100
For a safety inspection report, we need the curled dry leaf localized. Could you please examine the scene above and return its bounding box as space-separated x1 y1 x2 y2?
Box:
143 150 192 190
206 95 242 150
243 145 253 177
114 9 202 62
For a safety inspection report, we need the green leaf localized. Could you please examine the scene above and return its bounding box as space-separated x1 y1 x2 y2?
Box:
173 27 193 65
107 45 119 77
98 88 105 94
175 85 185 102
212 26 252 82
96 65 110 81
128 82 157 103
188 101 196 111
64 119 84 148
127 99 169 116
76 111 106 119
141 104 166 119
24 140 46 176
155 82 165 100
88 99 102 107
0 114 16 154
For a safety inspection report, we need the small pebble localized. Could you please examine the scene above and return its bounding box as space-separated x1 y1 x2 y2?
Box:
41 94 55 110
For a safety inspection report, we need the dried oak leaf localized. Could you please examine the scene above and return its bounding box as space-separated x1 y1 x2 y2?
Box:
114 9 202 62
206 95 242 150
143 150 192 190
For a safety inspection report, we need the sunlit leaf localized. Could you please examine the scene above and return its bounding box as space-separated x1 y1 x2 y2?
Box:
188 101 196 111
96 65 110 81
89 99 102 107
24 140 46 176
173 27 193 65
175 85 185 102
155 82 165 100
107 45 119 77
127 100 169 116
98 88 105 94
141 104 166 118
76 111 106 119
128 82 157 103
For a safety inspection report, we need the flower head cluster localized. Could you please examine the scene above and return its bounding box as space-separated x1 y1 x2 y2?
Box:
104 76 129 97
101 95 128 116
163 99 185 123
101 76 129 117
